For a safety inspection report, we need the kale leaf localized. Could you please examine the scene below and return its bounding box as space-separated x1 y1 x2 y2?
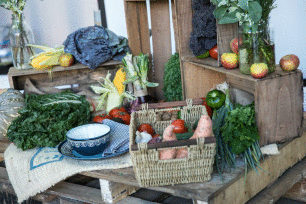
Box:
7 92 90 150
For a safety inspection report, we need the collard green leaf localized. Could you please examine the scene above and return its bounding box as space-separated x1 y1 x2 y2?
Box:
238 0 248 10
213 6 227 19
218 12 239 24
248 1 262 23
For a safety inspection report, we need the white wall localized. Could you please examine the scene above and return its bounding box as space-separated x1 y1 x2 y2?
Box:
0 0 304 75
270 0 306 76
104 0 127 38
0 0 99 47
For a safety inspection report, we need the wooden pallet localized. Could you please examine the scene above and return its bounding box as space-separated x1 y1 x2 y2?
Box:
81 132 306 204
7 61 121 90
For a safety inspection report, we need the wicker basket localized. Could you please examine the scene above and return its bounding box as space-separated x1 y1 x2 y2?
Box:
129 99 216 187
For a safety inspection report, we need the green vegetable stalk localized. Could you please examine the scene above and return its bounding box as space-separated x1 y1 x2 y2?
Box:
7 92 91 150
122 53 158 97
221 103 262 172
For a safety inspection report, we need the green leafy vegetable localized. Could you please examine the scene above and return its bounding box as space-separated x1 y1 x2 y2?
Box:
221 103 262 173
7 92 91 150
122 53 158 96
163 53 182 101
221 104 258 154
212 89 236 173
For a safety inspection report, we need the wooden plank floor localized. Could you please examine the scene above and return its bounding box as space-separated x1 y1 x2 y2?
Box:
80 132 306 203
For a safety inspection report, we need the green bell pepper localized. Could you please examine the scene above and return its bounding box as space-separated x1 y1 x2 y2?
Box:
206 90 226 109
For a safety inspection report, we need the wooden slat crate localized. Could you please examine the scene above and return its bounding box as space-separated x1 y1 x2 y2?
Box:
124 0 303 146
7 61 121 90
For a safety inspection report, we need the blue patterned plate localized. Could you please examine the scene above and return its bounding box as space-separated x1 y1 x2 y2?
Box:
58 140 129 160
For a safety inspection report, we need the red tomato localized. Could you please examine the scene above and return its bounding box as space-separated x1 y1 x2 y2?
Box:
93 114 112 123
209 45 218 60
114 112 131 125
109 107 127 117
138 124 155 135
202 97 213 118
171 119 187 134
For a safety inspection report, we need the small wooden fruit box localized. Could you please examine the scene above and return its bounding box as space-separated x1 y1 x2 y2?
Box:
129 99 216 187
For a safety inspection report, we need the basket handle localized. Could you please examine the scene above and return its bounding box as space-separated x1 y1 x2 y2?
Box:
186 98 193 107
196 137 206 147
137 143 148 151
141 103 149 111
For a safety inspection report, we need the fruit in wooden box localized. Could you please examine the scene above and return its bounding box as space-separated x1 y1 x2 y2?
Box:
250 63 268 79
59 53 75 67
221 53 238 69
209 45 218 60
280 54 300 72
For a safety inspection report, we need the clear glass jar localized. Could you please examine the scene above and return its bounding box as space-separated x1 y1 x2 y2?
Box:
9 13 35 69
238 23 275 74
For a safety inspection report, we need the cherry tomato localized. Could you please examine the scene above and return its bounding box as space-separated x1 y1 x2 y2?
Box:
138 124 155 135
109 107 127 117
114 111 131 125
93 114 112 123
171 119 187 134
202 97 213 118
209 45 218 60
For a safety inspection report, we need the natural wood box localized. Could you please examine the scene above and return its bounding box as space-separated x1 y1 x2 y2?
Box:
124 0 303 146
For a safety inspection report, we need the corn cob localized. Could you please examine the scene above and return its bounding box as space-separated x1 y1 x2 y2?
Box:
113 68 126 94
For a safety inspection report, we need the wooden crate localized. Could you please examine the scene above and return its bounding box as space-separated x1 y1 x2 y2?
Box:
124 0 237 100
7 61 121 90
124 0 303 146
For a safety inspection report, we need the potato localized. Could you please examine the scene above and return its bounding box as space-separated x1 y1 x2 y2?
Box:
191 115 213 139
176 148 188 159
159 125 177 160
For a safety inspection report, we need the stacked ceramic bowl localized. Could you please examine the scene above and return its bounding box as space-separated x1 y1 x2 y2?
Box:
66 124 111 156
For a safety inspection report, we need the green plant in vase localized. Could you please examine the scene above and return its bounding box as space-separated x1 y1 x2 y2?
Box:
0 0 35 69
211 0 276 75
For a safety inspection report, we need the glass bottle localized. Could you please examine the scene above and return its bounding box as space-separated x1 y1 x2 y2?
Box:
9 13 35 69
238 22 275 74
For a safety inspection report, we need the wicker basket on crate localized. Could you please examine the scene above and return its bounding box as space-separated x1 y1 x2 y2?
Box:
129 99 216 187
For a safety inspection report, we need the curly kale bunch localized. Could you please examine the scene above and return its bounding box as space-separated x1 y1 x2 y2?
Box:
163 53 182 101
7 92 91 150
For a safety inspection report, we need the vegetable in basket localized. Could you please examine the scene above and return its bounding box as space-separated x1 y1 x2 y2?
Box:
91 69 135 113
122 53 159 111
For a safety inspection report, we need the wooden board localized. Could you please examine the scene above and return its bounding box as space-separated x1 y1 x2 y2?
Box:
124 0 151 55
81 132 306 203
150 0 172 99
247 158 306 204
255 70 303 145
182 61 226 98
216 23 238 66
8 62 120 90
284 179 306 203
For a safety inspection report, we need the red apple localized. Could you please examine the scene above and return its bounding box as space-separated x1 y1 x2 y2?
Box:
280 54 300 72
221 53 238 69
209 45 218 60
250 63 269 79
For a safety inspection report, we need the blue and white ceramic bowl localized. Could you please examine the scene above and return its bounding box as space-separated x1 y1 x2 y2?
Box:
66 124 111 156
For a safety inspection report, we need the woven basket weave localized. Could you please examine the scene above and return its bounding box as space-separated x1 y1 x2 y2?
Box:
129 99 216 187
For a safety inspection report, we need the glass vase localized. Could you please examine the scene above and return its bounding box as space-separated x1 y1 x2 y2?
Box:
238 23 276 75
9 13 35 69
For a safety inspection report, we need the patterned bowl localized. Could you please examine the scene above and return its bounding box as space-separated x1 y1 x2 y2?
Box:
66 124 110 156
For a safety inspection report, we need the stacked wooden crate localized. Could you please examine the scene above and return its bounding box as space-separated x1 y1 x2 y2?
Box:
124 0 303 146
